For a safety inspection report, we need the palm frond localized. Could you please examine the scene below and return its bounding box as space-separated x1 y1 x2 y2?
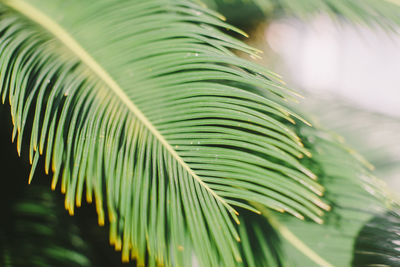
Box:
259 124 399 266
197 110 400 266
226 119 399 266
0 0 328 265
236 211 286 267
0 185 93 267
303 94 400 187
353 211 400 266
203 0 400 28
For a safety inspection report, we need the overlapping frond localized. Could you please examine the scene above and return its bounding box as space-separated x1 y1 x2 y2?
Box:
204 0 400 28
304 95 400 186
236 211 285 267
0 0 329 265
0 185 93 267
262 124 399 266
223 118 399 266
353 211 400 266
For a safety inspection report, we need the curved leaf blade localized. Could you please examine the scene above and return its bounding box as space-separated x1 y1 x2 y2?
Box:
0 0 328 265
263 124 398 267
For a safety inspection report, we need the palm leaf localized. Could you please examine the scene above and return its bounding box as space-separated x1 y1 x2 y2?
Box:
203 0 400 28
226 115 400 266
303 95 400 187
253 123 399 266
236 211 287 267
0 185 93 267
0 0 329 265
353 211 400 266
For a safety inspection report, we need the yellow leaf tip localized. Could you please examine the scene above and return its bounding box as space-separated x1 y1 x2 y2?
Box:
122 253 130 263
115 239 122 251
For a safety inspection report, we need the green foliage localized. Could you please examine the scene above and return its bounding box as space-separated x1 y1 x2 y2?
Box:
203 0 400 28
353 211 400 266
0 0 327 265
0 0 398 266
266 122 397 266
0 185 93 267
302 95 400 185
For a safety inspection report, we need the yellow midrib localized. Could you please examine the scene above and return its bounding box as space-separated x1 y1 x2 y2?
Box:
256 204 334 267
4 0 236 215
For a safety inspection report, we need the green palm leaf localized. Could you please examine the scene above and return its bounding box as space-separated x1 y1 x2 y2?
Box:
236 211 287 266
0 185 93 267
304 95 400 186
250 122 399 267
222 112 399 266
353 211 400 266
0 0 329 265
204 0 400 28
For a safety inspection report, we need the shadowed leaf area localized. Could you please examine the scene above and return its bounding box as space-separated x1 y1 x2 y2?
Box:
353 211 400 266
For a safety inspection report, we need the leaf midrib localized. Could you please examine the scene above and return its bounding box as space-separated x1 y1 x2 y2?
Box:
255 204 334 267
4 0 237 216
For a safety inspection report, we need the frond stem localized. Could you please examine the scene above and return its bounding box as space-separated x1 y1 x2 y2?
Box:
255 203 334 267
